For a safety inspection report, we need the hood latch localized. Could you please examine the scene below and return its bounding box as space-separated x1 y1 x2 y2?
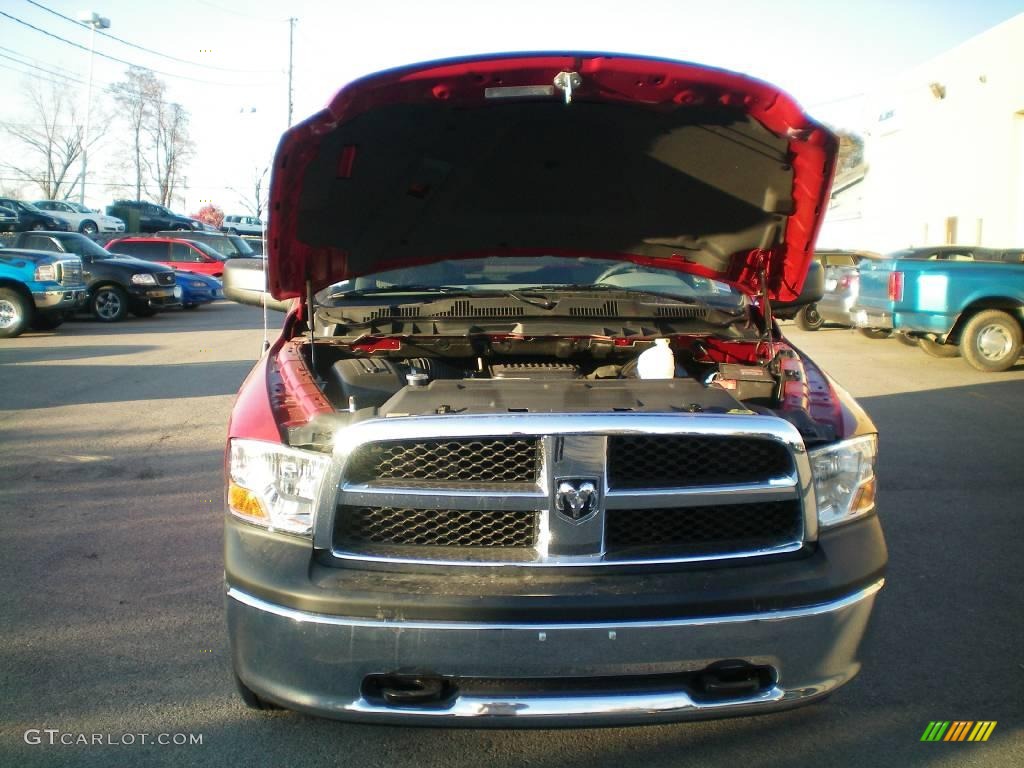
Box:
553 71 582 104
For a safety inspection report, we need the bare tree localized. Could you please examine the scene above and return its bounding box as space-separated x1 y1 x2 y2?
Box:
148 100 194 207
229 165 270 219
0 79 103 200
110 67 163 201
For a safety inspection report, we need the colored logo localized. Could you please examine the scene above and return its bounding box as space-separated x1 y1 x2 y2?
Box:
920 721 997 742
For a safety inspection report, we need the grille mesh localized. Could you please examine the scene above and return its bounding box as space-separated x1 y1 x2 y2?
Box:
155 272 175 286
346 438 541 484
605 501 801 554
607 435 793 488
336 506 537 548
58 261 83 285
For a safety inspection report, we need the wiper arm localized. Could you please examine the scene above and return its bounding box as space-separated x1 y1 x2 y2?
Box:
527 283 710 306
325 284 462 299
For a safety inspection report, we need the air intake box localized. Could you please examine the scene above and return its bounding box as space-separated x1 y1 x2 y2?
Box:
326 357 405 410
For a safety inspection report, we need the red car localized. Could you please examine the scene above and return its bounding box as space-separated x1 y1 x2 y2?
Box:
221 53 885 726
105 236 228 278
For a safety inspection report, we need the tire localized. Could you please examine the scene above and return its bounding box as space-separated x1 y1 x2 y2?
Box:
918 337 960 358
30 313 64 331
90 285 128 322
234 673 282 711
131 305 159 318
183 303 200 310
858 328 893 340
174 225 190 231
896 333 920 347
79 220 98 235
960 310 1023 373
795 304 825 331
0 287 31 338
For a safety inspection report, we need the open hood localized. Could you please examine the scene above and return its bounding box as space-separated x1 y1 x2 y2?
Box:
267 53 837 302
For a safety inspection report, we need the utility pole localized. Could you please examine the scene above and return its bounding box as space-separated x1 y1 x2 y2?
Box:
79 11 111 206
287 17 297 127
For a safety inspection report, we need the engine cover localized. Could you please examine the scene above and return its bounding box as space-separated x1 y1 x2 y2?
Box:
378 378 747 417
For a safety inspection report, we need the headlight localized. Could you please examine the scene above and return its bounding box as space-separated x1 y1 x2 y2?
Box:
809 435 878 528
228 439 331 536
131 273 157 285
190 280 205 288
34 264 57 281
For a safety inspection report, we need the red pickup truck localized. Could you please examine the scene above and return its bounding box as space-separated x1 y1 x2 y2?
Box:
221 52 886 726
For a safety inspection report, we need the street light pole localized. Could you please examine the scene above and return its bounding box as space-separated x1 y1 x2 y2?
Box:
79 11 110 206
287 17 297 127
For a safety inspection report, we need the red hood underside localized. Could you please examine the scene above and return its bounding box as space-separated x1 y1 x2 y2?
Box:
266 52 837 302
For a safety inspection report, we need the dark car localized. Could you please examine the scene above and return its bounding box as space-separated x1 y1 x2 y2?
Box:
795 249 882 331
11 231 179 321
155 230 258 259
0 198 71 233
106 200 198 233
105 236 228 277
0 204 18 232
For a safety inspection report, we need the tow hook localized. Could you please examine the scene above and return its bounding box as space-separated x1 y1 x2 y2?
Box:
364 674 455 707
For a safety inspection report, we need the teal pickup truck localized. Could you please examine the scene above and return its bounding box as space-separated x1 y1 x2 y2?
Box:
853 252 1024 372
0 246 87 337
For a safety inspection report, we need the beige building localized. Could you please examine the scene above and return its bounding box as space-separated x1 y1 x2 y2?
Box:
818 13 1024 252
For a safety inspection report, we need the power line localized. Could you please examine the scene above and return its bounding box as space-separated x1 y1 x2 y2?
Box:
0 59 83 90
0 49 87 86
0 9 276 87
23 0 280 75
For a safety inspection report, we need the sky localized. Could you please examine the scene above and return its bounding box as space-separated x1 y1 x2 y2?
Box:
1 0 1022 215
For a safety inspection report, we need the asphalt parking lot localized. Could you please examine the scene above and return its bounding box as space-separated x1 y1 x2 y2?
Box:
1 303 1022 768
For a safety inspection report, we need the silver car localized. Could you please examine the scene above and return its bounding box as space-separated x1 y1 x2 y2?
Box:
796 250 882 331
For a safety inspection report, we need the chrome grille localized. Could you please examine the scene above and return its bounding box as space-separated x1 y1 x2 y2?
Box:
335 506 538 548
57 260 83 286
346 438 541 485
328 415 811 567
607 435 793 488
605 501 802 556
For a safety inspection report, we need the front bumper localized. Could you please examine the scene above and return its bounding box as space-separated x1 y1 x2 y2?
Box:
228 578 883 726
33 288 87 310
128 285 180 309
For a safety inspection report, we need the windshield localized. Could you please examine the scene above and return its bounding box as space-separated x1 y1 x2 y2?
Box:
61 235 115 260
318 256 745 308
228 235 255 257
67 202 93 214
190 241 228 261
4 199 40 212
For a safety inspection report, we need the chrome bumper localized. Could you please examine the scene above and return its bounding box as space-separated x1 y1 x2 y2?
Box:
228 579 883 726
33 288 87 310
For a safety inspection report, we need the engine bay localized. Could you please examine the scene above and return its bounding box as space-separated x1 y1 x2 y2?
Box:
308 335 784 418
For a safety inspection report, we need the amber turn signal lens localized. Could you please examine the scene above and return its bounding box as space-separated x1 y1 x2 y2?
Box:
851 477 877 515
228 482 267 521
